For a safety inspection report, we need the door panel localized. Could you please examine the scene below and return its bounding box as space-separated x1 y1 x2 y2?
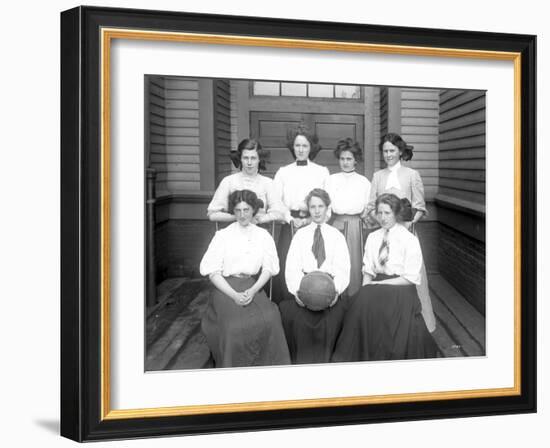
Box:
251 112 364 178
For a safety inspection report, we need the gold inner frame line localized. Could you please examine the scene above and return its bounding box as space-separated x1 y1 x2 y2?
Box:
100 27 522 421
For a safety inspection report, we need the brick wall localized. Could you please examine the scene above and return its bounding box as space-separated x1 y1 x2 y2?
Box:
437 223 486 314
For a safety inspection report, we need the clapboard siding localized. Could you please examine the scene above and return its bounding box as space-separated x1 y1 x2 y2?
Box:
230 80 239 153
400 88 440 201
164 109 200 119
150 154 200 164
377 87 388 172
215 80 233 184
439 89 486 206
148 76 167 193
149 77 201 193
372 88 381 174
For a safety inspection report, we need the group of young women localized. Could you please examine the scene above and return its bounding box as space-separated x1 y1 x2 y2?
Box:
199 125 437 368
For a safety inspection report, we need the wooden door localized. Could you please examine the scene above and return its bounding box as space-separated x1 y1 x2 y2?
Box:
250 112 364 178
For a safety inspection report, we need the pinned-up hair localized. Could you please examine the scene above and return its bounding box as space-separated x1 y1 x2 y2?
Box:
380 133 414 161
375 193 413 222
229 138 268 172
333 137 363 162
286 123 322 160
227 189 264 216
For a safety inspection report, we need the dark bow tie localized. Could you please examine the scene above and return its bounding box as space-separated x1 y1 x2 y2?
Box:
296 160 308 166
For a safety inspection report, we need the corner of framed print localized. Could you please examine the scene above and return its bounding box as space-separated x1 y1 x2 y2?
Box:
60 5 537 442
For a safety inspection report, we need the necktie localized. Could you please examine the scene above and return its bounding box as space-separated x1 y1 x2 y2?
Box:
378 229 390 267
296 160 308 166
312 225 326 268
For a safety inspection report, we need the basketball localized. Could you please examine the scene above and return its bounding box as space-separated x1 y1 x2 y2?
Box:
297 271 337 311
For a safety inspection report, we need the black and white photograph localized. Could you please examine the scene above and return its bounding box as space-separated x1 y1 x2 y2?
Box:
144 76 486 371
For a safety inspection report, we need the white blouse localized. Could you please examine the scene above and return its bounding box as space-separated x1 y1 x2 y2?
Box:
273 161 330 222
362 223 422 285
385 161 403 191
325 171 371 215
207 172 285 217
199 222 280 277
285 222 351 298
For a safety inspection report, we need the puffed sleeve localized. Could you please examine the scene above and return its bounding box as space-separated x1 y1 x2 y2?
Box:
320 166 332 221
264 178 287 221
410 169 427 215
324 176 336 217
366 171 380 215
402 233 423 285
331 230 351 295
363 177 372 210
321 166 330 189
207 176 231 215
284 230 304 297
199 230 225 276
362 233 377 277
273 167 291 223
261 230 280 276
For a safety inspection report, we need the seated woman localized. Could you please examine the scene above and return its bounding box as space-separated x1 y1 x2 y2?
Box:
207 138 285 225
199 189 290 368
332 193 437 362
366 132 436 333
279 188 351 364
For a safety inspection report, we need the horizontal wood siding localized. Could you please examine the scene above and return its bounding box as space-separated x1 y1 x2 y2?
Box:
215 80 233 185
438 90 486 207
400 88 440 201
377 87 388 172
372 87 382 174
156 77 201 193
230 80 239 159
147 76 168 193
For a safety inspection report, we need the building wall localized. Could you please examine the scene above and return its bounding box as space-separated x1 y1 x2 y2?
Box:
400 88 440 201
214 79 233 184
155 218 216 282
436 89 486 313
438 223 485 314
377 87 440 201
147 76 201 195
373 87 382 172
230 80 240 159
147 76 168 193
438 90 486 206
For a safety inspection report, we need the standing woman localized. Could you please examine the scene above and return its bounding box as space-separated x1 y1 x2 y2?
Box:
207 138 284 225
326 138 371 297
332 193 437 362
200 189 290 368
273 124 330 303
366 133 436 332
279 188 351 364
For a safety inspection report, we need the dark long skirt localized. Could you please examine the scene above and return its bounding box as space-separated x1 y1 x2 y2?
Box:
272 222 293 304
332 279 436 362
201 277 290 368
330 214 364 298
279 296 349 364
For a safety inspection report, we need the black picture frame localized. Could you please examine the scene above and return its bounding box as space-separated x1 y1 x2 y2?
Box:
60 5 536 442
